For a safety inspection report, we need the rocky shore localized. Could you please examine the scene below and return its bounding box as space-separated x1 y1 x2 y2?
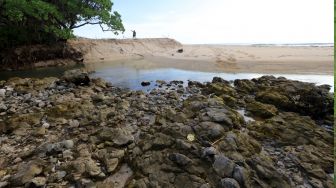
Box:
0 70 333 188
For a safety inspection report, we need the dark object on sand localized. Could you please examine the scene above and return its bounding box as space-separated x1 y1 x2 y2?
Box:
141 81 150 86
132 30 136 38
177 49 183 53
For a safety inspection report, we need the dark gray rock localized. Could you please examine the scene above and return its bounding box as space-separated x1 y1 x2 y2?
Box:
213 155 235 177
141 81 150 86
218 178 240 188
168 153 192 166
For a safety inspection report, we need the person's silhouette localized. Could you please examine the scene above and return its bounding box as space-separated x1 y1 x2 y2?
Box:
131 30 136 38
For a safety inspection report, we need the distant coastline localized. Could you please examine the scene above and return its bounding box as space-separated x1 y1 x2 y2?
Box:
185 43 334 47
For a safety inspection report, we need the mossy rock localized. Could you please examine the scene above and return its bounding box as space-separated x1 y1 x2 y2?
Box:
246 101 278 119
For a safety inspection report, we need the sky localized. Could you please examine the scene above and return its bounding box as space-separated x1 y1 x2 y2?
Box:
73 0 334 44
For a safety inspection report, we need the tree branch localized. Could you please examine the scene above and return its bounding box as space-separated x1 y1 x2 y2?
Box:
70 21 101 29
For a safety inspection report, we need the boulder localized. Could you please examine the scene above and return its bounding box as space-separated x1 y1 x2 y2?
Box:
141 81 150 86
62 69 90 86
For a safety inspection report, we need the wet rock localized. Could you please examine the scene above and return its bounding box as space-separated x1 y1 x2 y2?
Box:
141 81 150 86
213 155 235 177
218 178 240 188
62 69 90 86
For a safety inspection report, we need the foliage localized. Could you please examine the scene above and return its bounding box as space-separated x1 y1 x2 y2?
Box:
0 0 124 49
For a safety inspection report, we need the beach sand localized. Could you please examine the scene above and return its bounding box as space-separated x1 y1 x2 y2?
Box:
70 38 333 75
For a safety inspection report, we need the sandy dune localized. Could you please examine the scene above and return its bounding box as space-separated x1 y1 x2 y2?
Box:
70 38 333 75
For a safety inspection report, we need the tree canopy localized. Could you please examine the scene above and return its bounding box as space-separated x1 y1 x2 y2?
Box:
0 0 124 49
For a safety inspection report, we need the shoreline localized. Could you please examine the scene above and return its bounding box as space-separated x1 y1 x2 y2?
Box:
72 38 333 75
84 55 334 76
1 38 332 76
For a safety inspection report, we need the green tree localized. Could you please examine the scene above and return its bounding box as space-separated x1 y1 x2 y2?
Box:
0 0 124 49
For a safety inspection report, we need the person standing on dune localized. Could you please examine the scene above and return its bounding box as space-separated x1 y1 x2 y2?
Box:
131 30 136 39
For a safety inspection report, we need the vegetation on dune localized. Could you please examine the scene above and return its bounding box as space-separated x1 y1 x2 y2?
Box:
0 0 125 50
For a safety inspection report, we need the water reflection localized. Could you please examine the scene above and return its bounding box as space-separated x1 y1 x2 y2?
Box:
0 65 82 80
91 67 334 91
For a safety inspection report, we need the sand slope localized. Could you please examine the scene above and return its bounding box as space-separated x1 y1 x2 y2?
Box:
69 38 333 75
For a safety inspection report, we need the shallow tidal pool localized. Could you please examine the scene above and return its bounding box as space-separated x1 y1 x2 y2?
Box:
90 66 334 92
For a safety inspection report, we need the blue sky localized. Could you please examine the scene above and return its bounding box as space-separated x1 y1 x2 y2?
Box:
74 0 334 44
